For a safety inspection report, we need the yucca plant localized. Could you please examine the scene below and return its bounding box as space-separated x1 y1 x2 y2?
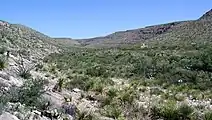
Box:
14 53 34 79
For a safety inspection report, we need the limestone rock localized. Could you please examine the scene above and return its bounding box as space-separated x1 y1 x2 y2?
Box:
0 112 19 120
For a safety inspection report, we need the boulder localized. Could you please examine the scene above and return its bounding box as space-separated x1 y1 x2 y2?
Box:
0 112 19 120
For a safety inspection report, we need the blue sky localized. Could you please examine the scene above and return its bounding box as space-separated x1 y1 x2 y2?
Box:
1 0 211 39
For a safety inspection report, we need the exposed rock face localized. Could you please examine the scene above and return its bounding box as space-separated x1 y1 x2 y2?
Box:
199 9 212 20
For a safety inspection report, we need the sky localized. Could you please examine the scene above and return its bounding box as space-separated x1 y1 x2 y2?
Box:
1 0 212 39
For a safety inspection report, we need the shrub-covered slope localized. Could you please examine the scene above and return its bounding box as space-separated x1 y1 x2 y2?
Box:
0 20 58 58
78 9 212 48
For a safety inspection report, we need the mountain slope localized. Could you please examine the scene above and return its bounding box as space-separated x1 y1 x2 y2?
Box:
0 20 58 59
53 38 81 48
78 9 212 48
147 20 212 48
78 21 184 47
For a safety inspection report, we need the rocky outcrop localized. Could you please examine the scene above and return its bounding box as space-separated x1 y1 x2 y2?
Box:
0 112 19 120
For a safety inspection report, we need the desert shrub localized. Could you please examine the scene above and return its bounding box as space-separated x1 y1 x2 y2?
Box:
65 75 89 90
100 96 113 107
157 101 180 120
102 104 122 119
76 110 97 120
152 101 193 120
0 47 7 54
178 104 194 119
92 82 104 93
198 47 212 72
0 55 7 70
5 78 46 108
107 88 118 99
118 88 138 104
204 111 212 120
85 64 109 77
16 79 46 107
84 79 95 91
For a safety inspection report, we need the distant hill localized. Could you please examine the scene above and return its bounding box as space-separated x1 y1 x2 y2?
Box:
1 9 212 50
53 38 81 48
77 9 212 48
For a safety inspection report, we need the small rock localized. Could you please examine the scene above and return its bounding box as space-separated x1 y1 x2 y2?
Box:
72 88 81 93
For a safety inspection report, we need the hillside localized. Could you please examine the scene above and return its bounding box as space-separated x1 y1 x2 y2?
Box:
41 10 212 120
1 9 212 120
78 9 212 48
78 21 184 47
0 20 58 59
53 38 81 48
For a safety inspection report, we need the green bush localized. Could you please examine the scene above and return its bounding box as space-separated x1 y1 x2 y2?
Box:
100 96 113 107
5 78 46 108
178 104 194 119
118 88 137 104
204 111 212 120
0 47 7 54
152 101 193 120
157 101 180 120
92 82 104 93
107 88 118 99
85 64 109 77
0 56 7 70
65 75 89 90
102 104 122 119
77 111 96 120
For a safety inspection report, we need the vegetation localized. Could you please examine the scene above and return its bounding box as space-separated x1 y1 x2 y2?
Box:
0 55 7 70
44 42 212 91
0 78 47 109
152 101 194 120
204 111 212 120
14 54 34 79
1 11 212 120
42 37 212 119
